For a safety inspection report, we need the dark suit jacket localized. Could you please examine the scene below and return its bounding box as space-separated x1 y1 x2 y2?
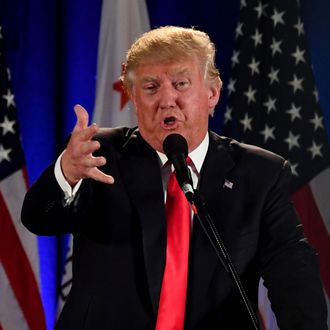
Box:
21 128 327 329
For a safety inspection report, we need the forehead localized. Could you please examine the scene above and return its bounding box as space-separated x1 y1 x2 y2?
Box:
133 59 202 82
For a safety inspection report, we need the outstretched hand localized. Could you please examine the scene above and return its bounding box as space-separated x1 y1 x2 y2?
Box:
61 105 115 186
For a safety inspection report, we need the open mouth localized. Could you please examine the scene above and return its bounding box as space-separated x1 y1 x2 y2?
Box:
163 116 176 125
161 116 181 130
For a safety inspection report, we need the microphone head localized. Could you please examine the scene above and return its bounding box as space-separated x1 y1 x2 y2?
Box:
163 134 188 161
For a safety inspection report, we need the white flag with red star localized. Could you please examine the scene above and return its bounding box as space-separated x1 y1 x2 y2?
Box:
93 0 150 127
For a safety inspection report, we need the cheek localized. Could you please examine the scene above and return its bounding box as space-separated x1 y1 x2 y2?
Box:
134 99 156 129
190 94 210 117
188 101 211 129
132 95 145 116
134 94 155 113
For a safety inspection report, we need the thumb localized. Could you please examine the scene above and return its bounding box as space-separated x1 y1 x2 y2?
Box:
73 104 89 132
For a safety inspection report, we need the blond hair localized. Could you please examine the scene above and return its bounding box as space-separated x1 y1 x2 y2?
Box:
121 26 222 95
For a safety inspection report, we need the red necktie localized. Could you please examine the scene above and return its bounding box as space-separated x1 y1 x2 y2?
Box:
155 169 191 330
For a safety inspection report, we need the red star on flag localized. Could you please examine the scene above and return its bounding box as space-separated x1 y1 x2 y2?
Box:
113 80 129 111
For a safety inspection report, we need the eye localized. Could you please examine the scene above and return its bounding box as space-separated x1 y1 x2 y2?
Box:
142 83 158 94
175 79 190 91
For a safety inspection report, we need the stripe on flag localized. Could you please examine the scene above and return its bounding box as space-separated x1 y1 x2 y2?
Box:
0 263 29 330
309 168 330 234
1 171 40 284
292 177 330 297
0 24 46 330
0 190 45 329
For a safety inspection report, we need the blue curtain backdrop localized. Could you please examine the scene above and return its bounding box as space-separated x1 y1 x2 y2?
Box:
1 0 329 329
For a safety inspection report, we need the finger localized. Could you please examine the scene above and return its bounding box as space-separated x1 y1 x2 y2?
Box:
78 123 99 142
65 126 99 160
88 168 115 184
73 104 89 132
83 156 106 168
79 140 101 155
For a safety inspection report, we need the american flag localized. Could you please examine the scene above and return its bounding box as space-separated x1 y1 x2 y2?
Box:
223 0 330 328
0 25 46 329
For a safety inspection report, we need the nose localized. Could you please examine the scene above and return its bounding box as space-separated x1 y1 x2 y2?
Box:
158 82 178 109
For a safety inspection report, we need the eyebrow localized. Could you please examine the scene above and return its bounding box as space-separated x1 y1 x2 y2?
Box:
140 68 192 83
140 76 158 83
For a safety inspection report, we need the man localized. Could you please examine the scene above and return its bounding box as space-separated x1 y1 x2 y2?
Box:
21 26 327 329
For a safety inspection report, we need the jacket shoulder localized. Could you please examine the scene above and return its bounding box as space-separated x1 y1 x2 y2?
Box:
210 132 285 164
209 131 288 177
93 126 134 145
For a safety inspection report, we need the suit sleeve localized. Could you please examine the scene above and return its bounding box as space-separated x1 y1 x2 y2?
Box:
258 160 328 329
21 162 91 235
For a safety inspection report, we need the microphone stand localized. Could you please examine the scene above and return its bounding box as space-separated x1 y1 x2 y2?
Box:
188 190 260 330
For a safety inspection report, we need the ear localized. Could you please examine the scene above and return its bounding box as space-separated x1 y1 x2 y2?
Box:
208 84 221 109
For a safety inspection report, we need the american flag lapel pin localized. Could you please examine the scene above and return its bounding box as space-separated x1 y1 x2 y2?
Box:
223 179 234 189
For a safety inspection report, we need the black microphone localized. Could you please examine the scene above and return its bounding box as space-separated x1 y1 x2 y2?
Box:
163 133 194 202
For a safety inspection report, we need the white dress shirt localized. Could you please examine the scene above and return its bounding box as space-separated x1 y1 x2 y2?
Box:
54 133 209 205
157 133 209 199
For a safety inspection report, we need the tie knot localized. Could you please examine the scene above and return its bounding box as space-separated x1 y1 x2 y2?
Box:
186 156 192 165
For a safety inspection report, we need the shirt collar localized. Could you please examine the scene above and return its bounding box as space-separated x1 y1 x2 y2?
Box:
156 132 209 174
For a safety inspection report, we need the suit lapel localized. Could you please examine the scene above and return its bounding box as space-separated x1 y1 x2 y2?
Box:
187 132 236 317
119 130 237 319
198 131 235 205
119 129 166 316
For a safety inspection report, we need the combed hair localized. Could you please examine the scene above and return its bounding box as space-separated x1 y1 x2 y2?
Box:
121 26 222 95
